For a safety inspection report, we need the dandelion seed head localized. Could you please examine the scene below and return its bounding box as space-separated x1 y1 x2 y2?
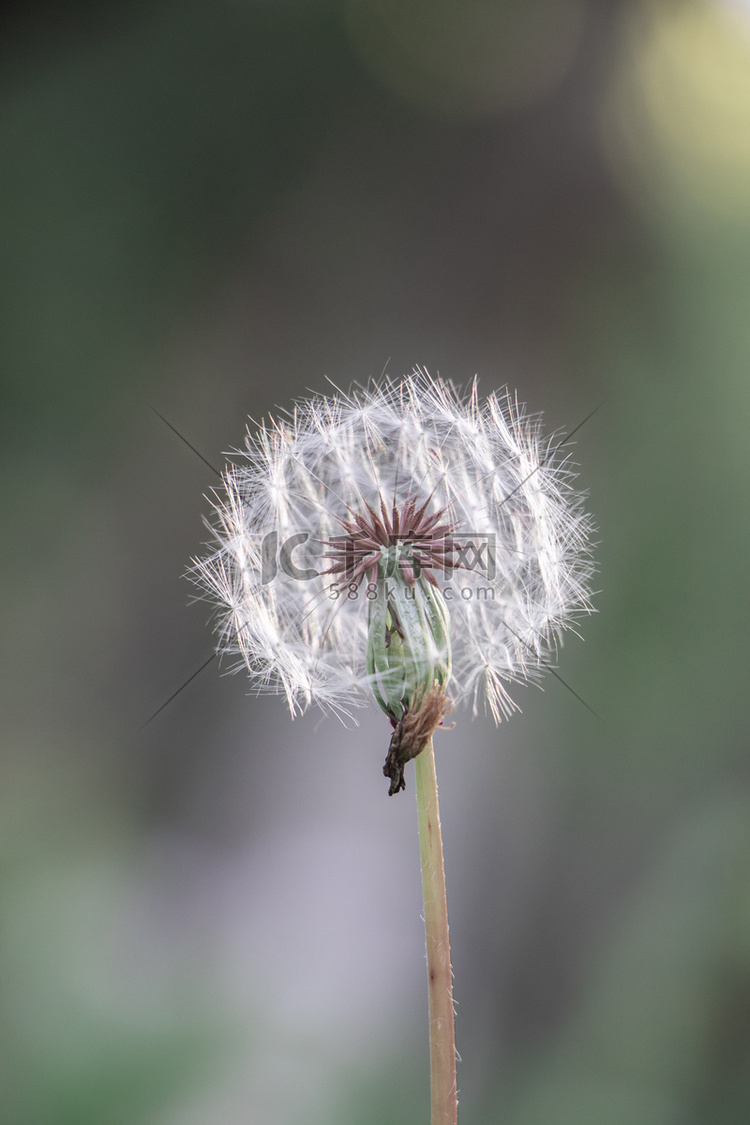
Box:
191 369 595 721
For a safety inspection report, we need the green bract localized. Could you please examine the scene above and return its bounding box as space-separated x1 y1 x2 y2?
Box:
366 549 451 722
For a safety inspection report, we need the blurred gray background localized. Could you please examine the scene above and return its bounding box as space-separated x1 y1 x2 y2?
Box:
2 1 750 1123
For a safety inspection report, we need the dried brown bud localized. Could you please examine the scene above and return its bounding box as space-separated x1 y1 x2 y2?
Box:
382 684 454 795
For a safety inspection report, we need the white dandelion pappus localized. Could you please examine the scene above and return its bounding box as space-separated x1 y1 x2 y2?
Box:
191 370 594 733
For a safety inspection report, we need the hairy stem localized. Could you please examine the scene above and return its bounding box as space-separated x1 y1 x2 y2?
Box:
415 737 457 1125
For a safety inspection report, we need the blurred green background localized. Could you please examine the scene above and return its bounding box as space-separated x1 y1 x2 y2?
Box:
2 1 750 1122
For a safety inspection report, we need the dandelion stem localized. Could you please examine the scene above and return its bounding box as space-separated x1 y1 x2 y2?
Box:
415 737 457 1125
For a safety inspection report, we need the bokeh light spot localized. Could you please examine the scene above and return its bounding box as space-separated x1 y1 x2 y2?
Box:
604 0 750 220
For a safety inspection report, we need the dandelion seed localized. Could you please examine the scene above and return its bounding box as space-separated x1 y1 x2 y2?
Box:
191 368 594 754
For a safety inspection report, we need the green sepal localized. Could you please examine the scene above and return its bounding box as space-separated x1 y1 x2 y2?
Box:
366 554 451 721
